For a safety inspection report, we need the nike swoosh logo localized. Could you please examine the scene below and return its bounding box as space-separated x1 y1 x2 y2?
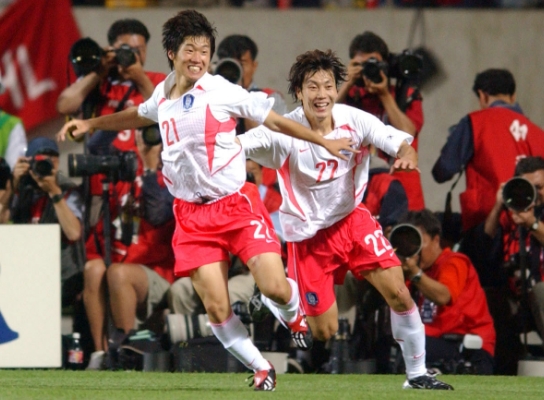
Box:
299 148 310 153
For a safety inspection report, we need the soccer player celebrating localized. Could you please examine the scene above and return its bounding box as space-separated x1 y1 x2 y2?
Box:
238 49 453 390
58 10 355 391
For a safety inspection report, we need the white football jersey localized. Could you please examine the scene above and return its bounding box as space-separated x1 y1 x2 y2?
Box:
138 72 274 202
239 104 413 242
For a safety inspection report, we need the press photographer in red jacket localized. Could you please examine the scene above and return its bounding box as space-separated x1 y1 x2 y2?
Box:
338 31 425 210
400 209 495 375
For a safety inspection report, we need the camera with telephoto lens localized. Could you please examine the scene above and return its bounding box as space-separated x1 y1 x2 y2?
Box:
29 155 54 179
212 58 243 85
141 124 162 146
389 223 423 259
68 151 138 183
0 158 11 190
502 177 536 212
69 37 138 77
359 50 423 85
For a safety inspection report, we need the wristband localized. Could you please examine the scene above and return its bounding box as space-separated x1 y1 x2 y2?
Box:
531 220 540 232
50 193 64 204
410 269 423 284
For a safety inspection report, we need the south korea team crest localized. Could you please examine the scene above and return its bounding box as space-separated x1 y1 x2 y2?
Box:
305 292 319 307
183 94 195 110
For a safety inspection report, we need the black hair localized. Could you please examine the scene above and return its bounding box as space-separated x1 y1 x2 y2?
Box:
162 10 217 70
401 209 442 238
288 49 347 101
348 31 389 60
107 19 150 45
515 156 544 176
217 35 258 61
472 69 516 97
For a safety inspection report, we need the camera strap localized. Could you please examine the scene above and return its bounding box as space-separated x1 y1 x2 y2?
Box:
115 83 136 113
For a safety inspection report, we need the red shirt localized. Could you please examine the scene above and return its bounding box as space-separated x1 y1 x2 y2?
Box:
86 171 175 283
418 248 496 356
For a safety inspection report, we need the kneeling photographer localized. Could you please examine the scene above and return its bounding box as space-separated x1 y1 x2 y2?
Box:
337 31 425 211
483 156 544 373
391 210 495 375
72 129 175 371
7 138 84 307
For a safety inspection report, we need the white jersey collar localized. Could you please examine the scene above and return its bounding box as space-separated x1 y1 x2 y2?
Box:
163 71 213 99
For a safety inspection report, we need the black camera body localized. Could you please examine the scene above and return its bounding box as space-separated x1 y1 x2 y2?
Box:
114 44 138 68
30 155 54 179
0 158 11 190
68 151 138 183
360 50 423 85
70 37 138 77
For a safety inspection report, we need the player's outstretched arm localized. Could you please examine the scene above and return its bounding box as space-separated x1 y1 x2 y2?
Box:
57 106 154 142
263 110 357 161
391 141 419 173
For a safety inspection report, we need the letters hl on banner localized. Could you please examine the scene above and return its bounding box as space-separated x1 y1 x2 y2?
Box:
0 0 81 130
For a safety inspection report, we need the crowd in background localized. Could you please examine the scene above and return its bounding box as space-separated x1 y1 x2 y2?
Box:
1 7 544 380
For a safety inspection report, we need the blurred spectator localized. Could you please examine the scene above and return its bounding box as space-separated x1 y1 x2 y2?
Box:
83 133 175 370
432 69 544 233
3 137 84 307
338 31 425 211
432 69 544 293
0 110 26 170
482 156 544 373
400 209 495 375
1 70 27 169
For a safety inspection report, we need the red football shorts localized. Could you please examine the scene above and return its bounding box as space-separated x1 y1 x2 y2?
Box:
287 204 400 317
172 182 281 277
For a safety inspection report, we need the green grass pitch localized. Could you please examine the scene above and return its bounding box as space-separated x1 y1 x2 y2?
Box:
1 371 544 400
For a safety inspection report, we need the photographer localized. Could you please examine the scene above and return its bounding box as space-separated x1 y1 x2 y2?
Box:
56 19 165 160
6 137 84 306
81 131 175 370
482 156 544 373
337 31 425 210
399 209 495 375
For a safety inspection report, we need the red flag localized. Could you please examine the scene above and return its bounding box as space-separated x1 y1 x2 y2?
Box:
0 0 81 130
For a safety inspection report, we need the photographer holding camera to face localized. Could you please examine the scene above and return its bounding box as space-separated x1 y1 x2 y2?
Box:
57 19 164 120
338 31 425 211
2 137 85 306
395 210 495 375
482 156 544 373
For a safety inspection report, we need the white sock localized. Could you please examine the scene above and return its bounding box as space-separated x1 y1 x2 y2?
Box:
210 312 269 372
260 277 299 326
390 306 427 380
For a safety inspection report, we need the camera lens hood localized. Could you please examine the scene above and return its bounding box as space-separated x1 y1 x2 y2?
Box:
389 223 422 259
502 177 536 212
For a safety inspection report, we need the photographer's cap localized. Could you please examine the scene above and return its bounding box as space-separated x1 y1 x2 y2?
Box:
26 137 59 157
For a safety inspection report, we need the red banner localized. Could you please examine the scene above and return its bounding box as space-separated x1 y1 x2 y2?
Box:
0 0 81 130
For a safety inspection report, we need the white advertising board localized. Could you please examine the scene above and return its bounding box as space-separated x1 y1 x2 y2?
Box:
0 224 61 367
